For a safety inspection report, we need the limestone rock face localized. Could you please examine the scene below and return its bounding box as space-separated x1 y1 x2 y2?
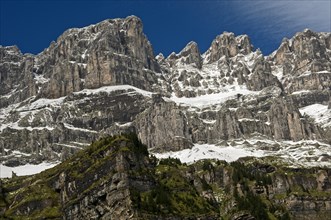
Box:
269 30 331 96
0 46 23 95
0 16 330 166
246 53 282 91
273 30 330 70
37 16 161 99
268 98 320 141
1 16 161 106
60 137 148 220
0 46 37 108
166 41 202 69
135 98 192 151
203 32 252 63
0 87 151 165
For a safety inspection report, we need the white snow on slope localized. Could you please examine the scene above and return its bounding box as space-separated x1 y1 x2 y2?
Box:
299 104 331 127
154 138 331 167
34 74 50 84
291 90 311 95
154 144 264 164
75 85 153 97
271 65 283 80
0 162 59 178
0 85 153 133
169 85 257 108
17 97 65 112
63 123 98 133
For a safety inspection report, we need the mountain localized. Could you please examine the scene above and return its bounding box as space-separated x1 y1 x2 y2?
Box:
0 15 330 170
1 134 331 219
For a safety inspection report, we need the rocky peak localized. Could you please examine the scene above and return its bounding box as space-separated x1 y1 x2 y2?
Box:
236 34 253 55
271 29 331 73
0 46 23 88
203 32 253 64
13 15 161 100
165 41 202 69
175 41 202 69
268 29 331 101
0 46 22 61
40 15 157 71
155 53 165 62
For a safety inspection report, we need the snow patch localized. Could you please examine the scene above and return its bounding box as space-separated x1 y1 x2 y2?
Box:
17 97 65 112
169 85 257 108
34 74 50 84
154 144 264 164
0 162 59 178
63 123 98 133
291 90 311 95
299 104 331 127
154 137 331 167
75 85 153 97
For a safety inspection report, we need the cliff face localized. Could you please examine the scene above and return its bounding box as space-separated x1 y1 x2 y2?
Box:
0 134 330 219
0 16 331 168
0 16 161 106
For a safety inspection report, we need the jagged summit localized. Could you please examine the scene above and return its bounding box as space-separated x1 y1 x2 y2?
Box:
165 41 202 69
202 32 253 64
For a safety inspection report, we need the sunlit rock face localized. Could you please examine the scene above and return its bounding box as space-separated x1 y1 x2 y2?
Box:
0 16 331 168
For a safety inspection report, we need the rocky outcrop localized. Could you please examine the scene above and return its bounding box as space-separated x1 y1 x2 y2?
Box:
203 32 252 63
268 98 321 141
272 30 331 74
0 86 151 164
59 135 151 219
38 16 161 99
268 30 331 96
246 52 283 91
135 97 192 151
0 134 220 219
166 41 202 69
290 90 330 108
0 16 161 108
134 87 321 151
0 46 37 108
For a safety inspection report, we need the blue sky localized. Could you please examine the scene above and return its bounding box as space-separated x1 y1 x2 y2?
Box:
0 0 330 56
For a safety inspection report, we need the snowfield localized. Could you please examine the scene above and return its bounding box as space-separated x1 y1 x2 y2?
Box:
154 144 264 163
0 162 59 178
169 85 257 108
299 104 331 128
154 137 331 168
74 85 154 97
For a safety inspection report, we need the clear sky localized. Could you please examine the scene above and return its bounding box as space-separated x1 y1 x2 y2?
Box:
0 0 330 56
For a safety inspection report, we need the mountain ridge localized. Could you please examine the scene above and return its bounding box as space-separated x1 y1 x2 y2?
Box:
0 15 330 172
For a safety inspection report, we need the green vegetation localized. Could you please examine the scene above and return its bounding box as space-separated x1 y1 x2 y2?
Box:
233 186 270 220
229 161 290 220
131 163 219 217
231 161 272 186
158 157 182 167
0 133 148 219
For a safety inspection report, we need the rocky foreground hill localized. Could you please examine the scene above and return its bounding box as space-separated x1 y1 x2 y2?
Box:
1 15 330 169
1 134 331 219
